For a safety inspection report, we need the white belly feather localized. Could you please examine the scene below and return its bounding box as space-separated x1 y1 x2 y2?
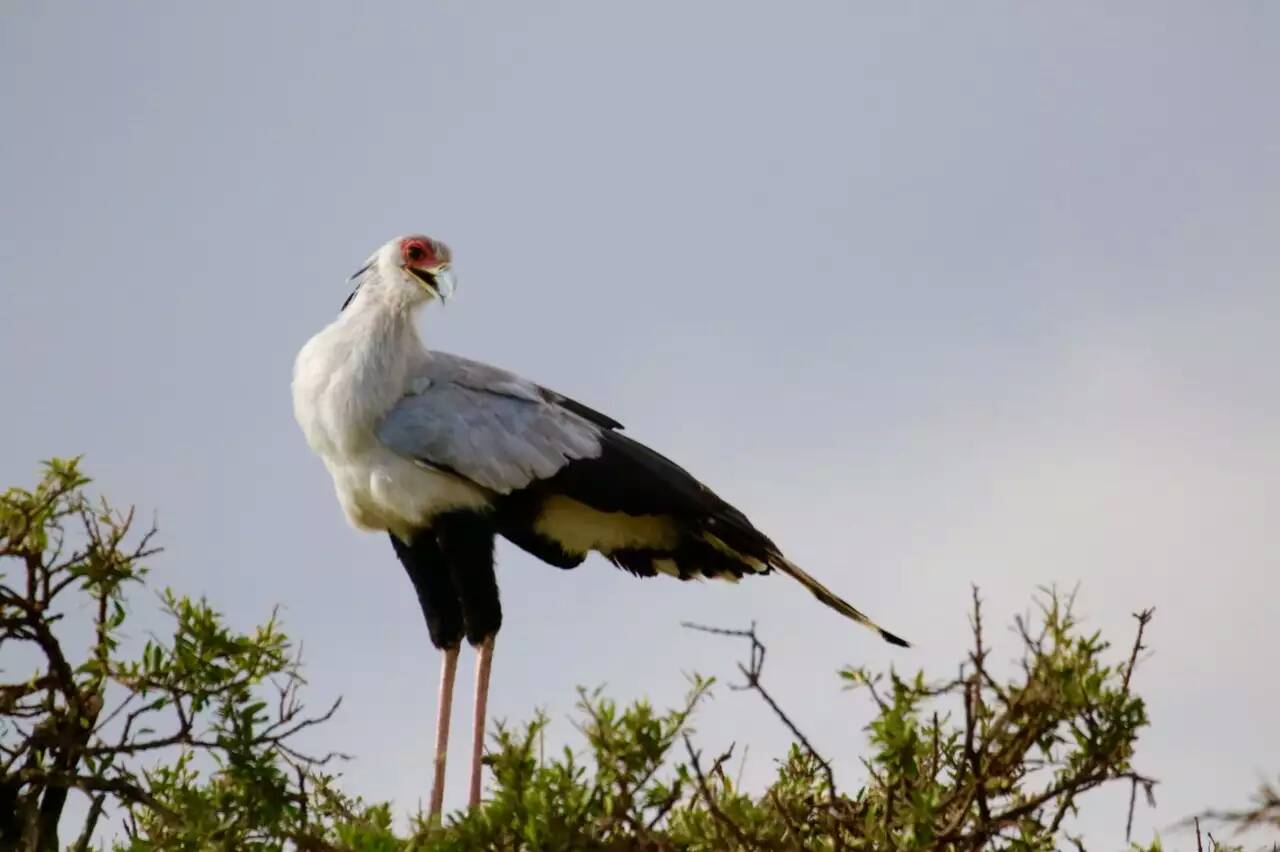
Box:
326 449 489 540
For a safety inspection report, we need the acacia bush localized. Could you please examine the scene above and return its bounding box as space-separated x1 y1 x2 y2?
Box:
1 460 1273 850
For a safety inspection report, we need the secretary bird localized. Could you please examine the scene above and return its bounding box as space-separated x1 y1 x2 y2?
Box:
292 234 908 817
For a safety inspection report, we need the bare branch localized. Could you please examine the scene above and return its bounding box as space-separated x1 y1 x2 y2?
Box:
684 734 758 849
1123 609 1154 693
71 793 106 852
683 621 839 803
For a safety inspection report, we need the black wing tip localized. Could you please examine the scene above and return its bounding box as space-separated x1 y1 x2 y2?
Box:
542 389 625 430
879 628 911 648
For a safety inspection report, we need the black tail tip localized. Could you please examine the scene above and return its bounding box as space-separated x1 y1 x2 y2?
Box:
880 628 911 648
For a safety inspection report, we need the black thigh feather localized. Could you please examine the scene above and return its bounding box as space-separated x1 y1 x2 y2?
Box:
390 511 502 649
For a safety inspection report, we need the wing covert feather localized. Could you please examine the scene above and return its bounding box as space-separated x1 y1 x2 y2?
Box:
376 356 606 494
428 351 623 430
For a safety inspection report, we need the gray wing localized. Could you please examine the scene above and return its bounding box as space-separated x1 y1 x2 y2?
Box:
375 352 612 494
423 352 623 430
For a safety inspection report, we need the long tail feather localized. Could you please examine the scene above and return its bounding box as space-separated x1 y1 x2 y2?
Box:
774 555 910 647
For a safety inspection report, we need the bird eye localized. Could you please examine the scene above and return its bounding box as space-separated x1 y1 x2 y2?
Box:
406 243 426 262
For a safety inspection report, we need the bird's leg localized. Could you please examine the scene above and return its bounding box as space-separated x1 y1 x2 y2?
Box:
433 512 501 810
468 635 495 808
430 644 460 820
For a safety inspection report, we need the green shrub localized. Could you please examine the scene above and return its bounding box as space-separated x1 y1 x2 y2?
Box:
2 460 1272 850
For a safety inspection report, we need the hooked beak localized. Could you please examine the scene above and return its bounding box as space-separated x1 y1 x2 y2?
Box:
408 264 457 303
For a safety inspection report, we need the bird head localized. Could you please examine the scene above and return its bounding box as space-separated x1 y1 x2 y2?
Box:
342 234 456 312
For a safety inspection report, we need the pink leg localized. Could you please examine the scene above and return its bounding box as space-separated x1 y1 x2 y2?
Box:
468 635 496 808
429 645 460 820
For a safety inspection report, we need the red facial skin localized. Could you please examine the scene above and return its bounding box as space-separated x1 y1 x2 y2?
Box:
400 236 451 268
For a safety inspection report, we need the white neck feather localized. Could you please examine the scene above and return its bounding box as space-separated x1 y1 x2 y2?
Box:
292 283 429 457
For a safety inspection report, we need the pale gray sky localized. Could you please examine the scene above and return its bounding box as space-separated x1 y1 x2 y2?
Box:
3 2 1277 845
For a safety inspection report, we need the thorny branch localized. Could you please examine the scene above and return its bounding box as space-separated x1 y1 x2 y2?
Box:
1124 609 1156 842
684 734 760 849
682 621 839 802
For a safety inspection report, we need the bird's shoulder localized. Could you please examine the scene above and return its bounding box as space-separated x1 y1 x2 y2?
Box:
413 351 624 430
